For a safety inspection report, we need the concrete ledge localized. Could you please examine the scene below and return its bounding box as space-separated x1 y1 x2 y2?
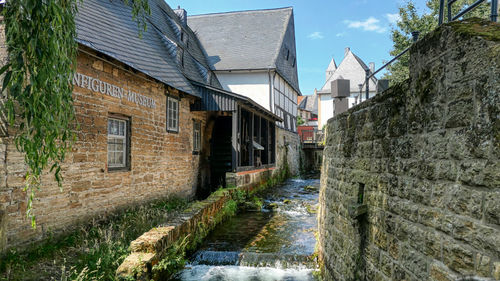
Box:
116 252 156 280
130 226 175 253
226 167 275 189
116 189 234 280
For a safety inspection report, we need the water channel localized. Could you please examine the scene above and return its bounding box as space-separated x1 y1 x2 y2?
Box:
173 176 321 281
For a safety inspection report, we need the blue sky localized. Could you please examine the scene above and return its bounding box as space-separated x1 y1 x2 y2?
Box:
170 0 430 95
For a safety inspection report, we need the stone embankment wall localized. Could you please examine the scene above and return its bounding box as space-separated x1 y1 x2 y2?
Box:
318 19 500 281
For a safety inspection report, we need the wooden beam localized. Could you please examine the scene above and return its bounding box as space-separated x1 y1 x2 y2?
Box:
249 111 254 167
231 108 238 172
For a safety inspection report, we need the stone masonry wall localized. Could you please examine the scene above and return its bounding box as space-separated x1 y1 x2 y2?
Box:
277 128 300 175
0 47 208 252
318 19 500 281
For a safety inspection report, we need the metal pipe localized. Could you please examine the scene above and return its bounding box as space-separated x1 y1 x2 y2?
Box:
439 0 445 25
368 47 411 79
491 0 498 22
452 0 486 21
365 69 370 100
448 0 453 22
358 84 363 104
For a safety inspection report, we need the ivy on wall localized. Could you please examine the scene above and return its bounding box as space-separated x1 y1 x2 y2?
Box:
0 0 150 227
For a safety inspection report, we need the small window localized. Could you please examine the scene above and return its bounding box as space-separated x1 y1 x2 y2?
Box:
193 120 201 153
177 48 184 67
167 96 179 132
180 31 188 45
108 118 129 170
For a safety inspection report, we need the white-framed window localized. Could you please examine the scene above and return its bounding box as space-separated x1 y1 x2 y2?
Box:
167 96 179 132
193 120 201 153
108 118 128 169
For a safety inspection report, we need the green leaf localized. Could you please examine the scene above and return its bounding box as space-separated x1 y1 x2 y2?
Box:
2 71 12 91
0 63 11 76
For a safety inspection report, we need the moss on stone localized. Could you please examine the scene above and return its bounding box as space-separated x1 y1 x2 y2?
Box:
448 18 500 42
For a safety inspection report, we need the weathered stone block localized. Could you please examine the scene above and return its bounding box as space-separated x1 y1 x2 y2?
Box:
430 262 455 281
446 185 483 220
116 252 155 280
484 191 500 225
492 261 500 280
130 226 175 253
442 239 474 275
400 243 429 279
474 253 491 277
445 98 474 129
379 252 393 277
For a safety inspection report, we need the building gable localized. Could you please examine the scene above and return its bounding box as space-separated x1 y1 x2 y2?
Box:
321 49 377 93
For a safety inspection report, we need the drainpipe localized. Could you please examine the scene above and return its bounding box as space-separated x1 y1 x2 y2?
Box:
267 68 275 113
268 69 273 113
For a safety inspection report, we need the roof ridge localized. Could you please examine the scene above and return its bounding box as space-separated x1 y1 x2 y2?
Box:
188 6 293 18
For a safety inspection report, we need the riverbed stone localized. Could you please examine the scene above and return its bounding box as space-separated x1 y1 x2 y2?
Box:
318 19 500 281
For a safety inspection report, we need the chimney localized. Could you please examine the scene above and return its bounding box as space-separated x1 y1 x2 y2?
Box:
174 6 187 27
369 62 375 73
344 47 350 57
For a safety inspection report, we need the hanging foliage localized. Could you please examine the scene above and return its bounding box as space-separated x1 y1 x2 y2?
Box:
125 0 150 36
0 0 150 227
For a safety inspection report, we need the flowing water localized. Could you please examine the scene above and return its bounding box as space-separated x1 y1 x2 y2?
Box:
173 176 321 281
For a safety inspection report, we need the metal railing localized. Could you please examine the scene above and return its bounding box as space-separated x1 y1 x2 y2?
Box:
363 0 498 100
439 0 498 25
300 129 324 145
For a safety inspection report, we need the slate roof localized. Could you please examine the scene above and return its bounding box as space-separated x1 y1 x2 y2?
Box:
75 0 221 98
188 7 301 94
298 94 317 114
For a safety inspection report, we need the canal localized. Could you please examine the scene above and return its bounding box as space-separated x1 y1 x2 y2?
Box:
173 176 321 281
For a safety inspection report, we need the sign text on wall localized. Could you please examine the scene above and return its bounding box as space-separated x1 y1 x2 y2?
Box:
72 73 156 109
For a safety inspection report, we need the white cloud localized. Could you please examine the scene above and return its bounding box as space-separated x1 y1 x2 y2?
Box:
343 17 387 33
308 31 324 40
386 13 401 24
336 32 346 37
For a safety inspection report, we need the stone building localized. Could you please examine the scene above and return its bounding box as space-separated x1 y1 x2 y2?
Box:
188 7 302 175
0 0 281 252
317 48 377 130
